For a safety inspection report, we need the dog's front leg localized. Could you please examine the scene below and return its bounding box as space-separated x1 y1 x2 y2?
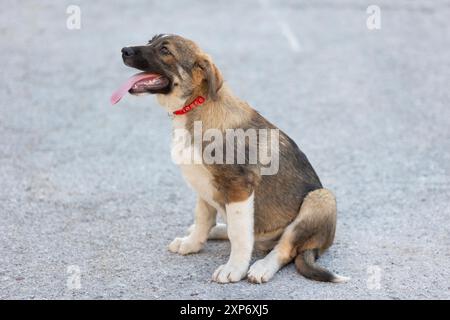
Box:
169 197 216 255
212 193 254 283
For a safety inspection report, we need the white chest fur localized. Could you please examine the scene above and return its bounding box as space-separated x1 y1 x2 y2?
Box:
171 116 225 216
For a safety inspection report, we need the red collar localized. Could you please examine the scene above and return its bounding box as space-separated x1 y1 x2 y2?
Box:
173 96 206 115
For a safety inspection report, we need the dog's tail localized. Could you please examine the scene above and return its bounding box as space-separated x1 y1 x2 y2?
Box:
295 249 349 283
292 188 349 283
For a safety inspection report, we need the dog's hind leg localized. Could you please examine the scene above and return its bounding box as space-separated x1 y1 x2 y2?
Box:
188 223 228 240
292 189 348 282
247 223 297 283
208 223 228 240
248 188 347 283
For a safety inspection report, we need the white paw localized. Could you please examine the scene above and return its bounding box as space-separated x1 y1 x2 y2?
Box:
168 236 203 255
212 263 248 283
247 259 278 284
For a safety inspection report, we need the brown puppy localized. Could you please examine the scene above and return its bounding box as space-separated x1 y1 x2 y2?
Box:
112 34 348 284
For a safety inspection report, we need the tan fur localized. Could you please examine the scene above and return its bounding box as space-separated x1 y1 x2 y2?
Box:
248 188 337 283
292 188 337 254
186 85 254 132
123 34 343 283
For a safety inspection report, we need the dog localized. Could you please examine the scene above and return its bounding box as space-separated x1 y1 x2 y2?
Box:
111 34 347 284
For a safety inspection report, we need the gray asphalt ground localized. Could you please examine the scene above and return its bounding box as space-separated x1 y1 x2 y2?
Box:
1 0 450 300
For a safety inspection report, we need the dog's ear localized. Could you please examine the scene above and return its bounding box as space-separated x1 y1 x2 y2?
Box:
196 55 223 101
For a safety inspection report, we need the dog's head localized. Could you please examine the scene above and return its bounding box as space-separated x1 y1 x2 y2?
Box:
120 34 223 102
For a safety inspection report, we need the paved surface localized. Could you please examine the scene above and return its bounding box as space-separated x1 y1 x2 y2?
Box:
1 0 449 300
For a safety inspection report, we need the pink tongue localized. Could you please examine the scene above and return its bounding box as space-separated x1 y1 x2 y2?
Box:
110 72 159 105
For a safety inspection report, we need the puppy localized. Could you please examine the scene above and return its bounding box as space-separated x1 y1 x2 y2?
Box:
111 34 347 284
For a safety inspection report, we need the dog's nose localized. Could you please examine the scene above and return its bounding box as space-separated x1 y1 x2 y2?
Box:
121 47 135 57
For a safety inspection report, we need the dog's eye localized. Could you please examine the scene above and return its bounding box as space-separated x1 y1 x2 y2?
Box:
160 46 170 55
